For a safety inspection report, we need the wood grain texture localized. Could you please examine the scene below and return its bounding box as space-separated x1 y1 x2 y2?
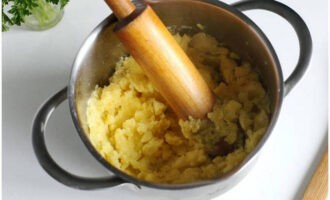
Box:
104 0 135 19
302 149 328 200
115 5 215 119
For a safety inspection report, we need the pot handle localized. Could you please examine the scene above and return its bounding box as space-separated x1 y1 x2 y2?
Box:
232 0 312 96
32 87 126 190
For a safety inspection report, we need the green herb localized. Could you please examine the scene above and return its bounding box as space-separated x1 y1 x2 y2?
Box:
2 0 69 31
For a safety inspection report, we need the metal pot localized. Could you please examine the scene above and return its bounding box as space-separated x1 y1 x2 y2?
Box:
32 0 312 199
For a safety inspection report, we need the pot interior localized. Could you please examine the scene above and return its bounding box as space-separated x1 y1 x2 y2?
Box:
70 0 282 187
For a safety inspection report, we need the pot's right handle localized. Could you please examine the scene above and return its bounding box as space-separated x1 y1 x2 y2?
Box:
32 87 126 190
232 0 312 96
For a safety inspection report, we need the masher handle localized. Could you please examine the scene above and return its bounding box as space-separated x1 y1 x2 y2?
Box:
104 0 136 19
104 0 215 119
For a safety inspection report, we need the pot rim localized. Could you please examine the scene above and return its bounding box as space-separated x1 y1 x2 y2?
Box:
68 0 283 190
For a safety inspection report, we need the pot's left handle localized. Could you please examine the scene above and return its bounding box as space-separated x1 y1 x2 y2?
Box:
32 87 126 190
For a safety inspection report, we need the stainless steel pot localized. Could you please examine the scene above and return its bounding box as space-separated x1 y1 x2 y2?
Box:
32 0 312 198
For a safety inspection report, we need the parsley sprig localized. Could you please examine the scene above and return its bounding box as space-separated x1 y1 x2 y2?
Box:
2 0 69 31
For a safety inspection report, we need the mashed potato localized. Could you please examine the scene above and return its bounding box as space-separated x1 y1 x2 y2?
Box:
86 32 270 184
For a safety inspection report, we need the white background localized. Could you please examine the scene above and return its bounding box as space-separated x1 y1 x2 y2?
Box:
3 0 328 199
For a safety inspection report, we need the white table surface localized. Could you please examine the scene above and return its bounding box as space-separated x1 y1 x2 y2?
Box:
3 0 328 199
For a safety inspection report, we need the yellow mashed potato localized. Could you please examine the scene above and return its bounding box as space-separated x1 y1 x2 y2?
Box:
86 32 270 184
